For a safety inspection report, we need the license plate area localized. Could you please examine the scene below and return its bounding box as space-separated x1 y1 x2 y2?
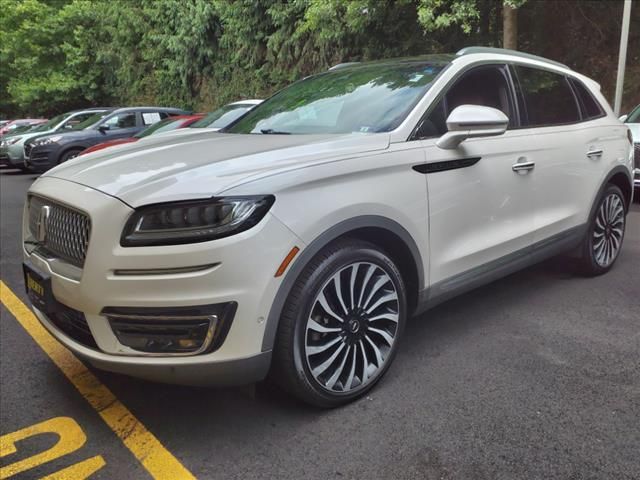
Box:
23 262 57 314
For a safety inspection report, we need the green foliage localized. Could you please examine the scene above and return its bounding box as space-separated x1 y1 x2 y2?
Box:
1 0 638 118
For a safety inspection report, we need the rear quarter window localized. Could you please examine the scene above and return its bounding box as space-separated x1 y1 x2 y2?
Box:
570 79 604 120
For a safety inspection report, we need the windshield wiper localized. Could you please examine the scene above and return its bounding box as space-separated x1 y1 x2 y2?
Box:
260 128 291 135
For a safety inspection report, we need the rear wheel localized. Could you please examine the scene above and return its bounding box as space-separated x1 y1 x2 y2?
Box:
59 148 83 164
578 184 626 276
272 239 407 408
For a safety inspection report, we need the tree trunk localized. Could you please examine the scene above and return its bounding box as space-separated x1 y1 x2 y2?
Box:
503 3 518 50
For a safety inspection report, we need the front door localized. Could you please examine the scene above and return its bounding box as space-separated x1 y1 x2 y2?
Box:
414 64 537 286
99 111 141 140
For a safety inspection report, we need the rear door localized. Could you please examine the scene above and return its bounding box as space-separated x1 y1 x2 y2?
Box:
414 64 537 285
511 65 604 241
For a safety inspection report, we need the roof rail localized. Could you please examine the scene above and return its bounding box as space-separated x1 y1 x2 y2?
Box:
456 46 569 69
328 62 360 71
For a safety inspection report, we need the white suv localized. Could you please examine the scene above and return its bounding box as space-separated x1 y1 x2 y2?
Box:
23 47 634 407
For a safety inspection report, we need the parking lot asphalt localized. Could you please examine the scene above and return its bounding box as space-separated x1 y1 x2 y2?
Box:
1 165 639 480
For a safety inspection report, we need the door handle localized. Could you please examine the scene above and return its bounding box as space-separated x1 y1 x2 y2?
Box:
512 161 535 172
586 149 603 159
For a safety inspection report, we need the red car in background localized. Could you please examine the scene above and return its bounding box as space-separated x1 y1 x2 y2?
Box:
80 114 204 156
0 119 47 136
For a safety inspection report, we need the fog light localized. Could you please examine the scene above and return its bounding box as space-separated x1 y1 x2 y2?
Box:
102 303 237 356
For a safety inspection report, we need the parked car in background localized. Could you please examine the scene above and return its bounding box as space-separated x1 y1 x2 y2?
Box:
22 48 633 407
1 108 108 171
24 107 188 172
0 120 10 128
79 114 204 156
190 100 262 130
0 119 47 136
621 104 639 195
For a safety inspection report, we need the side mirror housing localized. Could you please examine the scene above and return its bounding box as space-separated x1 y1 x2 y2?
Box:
436 105 509 149
98 124 110 133
619 114 628 123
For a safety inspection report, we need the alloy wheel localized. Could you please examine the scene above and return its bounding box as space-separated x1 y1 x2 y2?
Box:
593 192 625 267
304 261 400 393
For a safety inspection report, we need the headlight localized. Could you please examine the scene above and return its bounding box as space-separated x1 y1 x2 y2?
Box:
1 136 21 146
121 195 275 246
35 135 63 146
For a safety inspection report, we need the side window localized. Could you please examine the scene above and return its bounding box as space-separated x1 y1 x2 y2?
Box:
570 79 604 120
104 112 137 130
141 112 164 126
65 113 94 128
415 65 514 139
626 105 640 123
514 66 580 126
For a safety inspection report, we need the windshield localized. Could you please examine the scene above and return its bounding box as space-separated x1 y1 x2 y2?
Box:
191 105 254 129
32 113 70 132
72 112 110 130
9 125 35 135
226 61 446 135
135 117 188 138
626 105 640 123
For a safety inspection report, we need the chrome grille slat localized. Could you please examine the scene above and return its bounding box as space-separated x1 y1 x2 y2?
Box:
28 196 91 267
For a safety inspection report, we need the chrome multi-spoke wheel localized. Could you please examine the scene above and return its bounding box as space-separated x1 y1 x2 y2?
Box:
592 192 625 267
304 261 399 393
273 239 406 407
579 185 626 276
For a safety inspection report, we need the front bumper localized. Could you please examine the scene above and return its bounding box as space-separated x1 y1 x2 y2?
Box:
33 306 272 385
25 144 58 172
0 145 24 168
24 177 303 385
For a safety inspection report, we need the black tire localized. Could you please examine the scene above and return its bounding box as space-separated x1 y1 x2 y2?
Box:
272 238 407 408
578 184 627 276
59 148 83 164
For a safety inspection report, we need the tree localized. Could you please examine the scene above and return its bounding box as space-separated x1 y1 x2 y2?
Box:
1 0 638 118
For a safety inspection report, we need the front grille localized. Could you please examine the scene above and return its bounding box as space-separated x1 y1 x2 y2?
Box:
29 196 91 267
49 305 98 350
634 143 639 170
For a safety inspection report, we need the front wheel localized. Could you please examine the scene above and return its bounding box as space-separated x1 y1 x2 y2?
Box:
272 239 407 408
59 148 83 164
578 184 626 276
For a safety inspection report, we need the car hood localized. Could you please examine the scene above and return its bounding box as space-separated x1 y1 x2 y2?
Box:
43 131 390 207
8 129 56 144
29 129 95 144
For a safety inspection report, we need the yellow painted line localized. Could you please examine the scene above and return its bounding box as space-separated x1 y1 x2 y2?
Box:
0 281 196 480
0 417 93 478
